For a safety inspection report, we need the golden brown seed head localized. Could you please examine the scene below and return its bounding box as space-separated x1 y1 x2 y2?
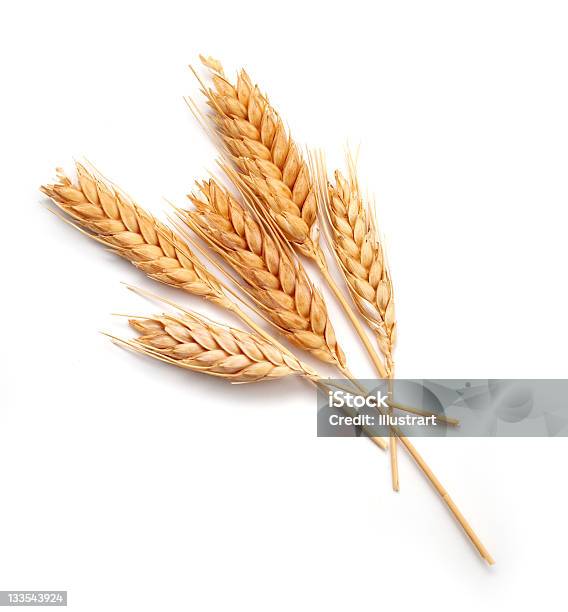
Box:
41 163 226 302
184 179 346 367
129 311 313 383
199 58 320 257
326 169 396 373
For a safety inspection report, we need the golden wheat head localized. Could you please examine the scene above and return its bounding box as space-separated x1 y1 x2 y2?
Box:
122 309 316 383
325 166 396 374
41 163 228 306
182 178 346 368
197 56 321 259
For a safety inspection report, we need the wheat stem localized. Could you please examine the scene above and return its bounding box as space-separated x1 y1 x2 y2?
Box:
389 435 400 491
396 435 494 565
387 379 400 491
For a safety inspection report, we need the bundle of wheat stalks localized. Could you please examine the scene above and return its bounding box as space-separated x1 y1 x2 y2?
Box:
40 56 493 565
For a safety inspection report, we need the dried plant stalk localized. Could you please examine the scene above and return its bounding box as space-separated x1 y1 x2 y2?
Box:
111 306 387 450
183 178 347 369
324 163 396 376
394 433 494 565
125 311 318 383
321 157 399 489
41 163 230 308
197 55 319 259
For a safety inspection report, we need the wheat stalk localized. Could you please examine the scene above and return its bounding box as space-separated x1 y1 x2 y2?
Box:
41 162 231 307
323 161 396 376
181 178 348 370
319 155 399 488
365 397 495 565
122 311 318 383
312 151 400 488
108 303 387 450
195 56 319 259
192 57 390 379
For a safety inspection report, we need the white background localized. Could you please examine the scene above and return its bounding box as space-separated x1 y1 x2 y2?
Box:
1 1 567 610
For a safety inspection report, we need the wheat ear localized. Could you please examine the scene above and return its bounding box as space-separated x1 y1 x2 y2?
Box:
181 178 348 370
121 311 318 383
40 163 230 307
195 56 319 258
324 162 396 376
193 57 389 378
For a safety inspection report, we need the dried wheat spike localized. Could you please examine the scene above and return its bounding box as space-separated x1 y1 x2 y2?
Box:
198 56 320 259
184 179 346 368
126 310 317 383
41 163 228 306
326 169 396 374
